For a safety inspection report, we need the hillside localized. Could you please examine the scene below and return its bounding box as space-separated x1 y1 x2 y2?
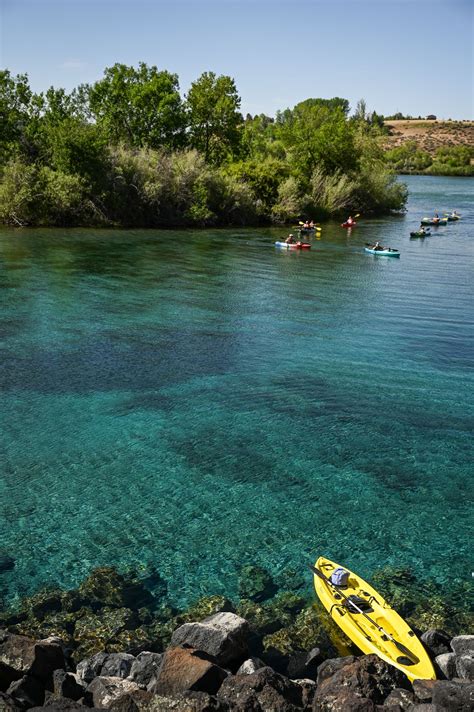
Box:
384 119 474 157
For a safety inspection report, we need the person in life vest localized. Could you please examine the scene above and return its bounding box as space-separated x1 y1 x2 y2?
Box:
285 233 295 244
346 215 354 226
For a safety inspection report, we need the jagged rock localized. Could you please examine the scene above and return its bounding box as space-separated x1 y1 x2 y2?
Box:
434 652 457 680
262 606 338 667
316 656 357 685
52 670 85 701
139 691 228 711
30 700 99 711
78 568 156 611
238 566 277 603
291 679 316 708
25 592 63 622
101 654 136 679
404 705 437 712
450 635 474 657
6 675 45 709
0 691 22 712
0 557 15 574
431 680 474 710
217 666 305 711
236 658 266 675
420 629 451 657
0 632 65 688
382 687 415 710
286 648 321 681
456 654 474 680
108 689 152 712
148 647 227 696
76 652 109 683
170 613 249 667
127 652 163 689
412 678 436 702
313 654 408 711
86 677 141 708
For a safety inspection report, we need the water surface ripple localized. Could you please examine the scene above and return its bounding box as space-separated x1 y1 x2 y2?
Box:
0 175 473 606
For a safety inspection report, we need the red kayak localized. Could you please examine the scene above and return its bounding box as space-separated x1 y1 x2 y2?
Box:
275 241 311 250
341 221 356 228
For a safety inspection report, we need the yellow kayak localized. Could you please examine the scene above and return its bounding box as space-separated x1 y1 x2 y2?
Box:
312 556 436 682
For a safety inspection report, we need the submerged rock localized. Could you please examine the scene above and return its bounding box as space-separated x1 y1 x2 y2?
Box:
0 557 15 575
78 568 156 611
174 597 234 626
238 565 277 603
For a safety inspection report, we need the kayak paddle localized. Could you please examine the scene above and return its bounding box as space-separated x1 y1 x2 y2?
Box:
309 564 419 664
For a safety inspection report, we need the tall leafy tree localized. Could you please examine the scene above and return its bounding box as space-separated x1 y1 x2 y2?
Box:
186 72 242 164
88 63 186 149
0 70 36 161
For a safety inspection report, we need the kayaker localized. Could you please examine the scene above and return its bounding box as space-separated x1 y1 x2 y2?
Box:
372 241 382 251
285 233 295 244
346 215 354 226
433 213 440 224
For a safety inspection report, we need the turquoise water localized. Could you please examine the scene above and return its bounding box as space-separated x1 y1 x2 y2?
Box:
1 175 473 607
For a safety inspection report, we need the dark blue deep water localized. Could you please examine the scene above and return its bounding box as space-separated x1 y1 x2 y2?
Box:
1 175 473 607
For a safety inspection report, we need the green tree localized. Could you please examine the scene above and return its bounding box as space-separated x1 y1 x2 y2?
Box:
88 63 186 149
0 70 37 161
186 72 242 164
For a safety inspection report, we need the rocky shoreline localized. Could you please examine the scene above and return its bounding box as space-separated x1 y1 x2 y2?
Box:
0 566 472 711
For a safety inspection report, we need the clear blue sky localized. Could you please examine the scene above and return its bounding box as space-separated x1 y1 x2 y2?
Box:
1 0 473 119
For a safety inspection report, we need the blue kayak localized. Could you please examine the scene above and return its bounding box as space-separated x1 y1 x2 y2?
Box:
364 247 400 257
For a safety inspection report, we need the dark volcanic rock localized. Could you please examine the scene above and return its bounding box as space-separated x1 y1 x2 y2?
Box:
138 691 229 711
456 654 474 680
101 654 136 679
127 652 163 689
313 654 408 711
382 687 415 710
170 613 249 667
420 629 452 657
30 701 98 711
217 666 305 711
108 689 152 712
286 648 321 681
315 656 357 685
76 652 109 683
6 675 45 709
0 632 65 688
86 677 141 708
52 670 85 701
431 680 474 711
149 647 227 697
412 678 436 702
0 691 22 711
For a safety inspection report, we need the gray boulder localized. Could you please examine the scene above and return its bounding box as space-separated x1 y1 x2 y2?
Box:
235 658 266 675
315 656 357 685
76 652 109 683
412 678 436 702
128 652 163 689
101 654 135 680
450 635 474 657
108 689 152 712
456 654 474 681
435 652 457 680
132 691 228 711
148 647 227 697
170 613 249 667
86 677 141 709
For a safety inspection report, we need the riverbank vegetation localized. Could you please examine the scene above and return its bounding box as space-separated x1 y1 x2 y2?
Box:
1 65 410 227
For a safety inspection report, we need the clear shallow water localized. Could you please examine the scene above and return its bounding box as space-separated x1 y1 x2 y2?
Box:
0 175 473 607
